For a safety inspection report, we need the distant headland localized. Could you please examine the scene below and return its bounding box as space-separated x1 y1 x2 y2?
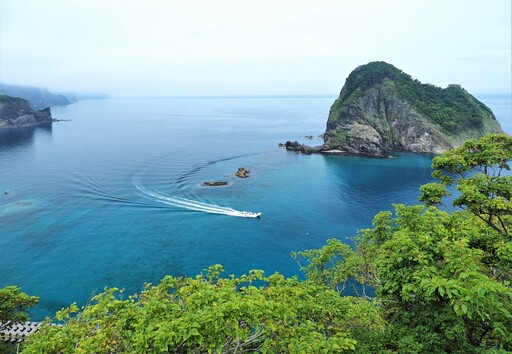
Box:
0 83 110 129
0 83 70 110
285 61 504 157
0 95 54 129
0 83 110 110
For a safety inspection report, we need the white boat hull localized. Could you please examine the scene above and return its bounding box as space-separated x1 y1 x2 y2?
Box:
240 212 261 218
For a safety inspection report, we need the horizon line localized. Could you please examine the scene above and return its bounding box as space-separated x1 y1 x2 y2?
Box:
110 92 511 99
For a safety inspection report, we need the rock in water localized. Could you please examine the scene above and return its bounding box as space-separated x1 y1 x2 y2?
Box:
323 61 504 156
0 95 54 129
284 141 323 154
235 168 250 178
202 181 228 186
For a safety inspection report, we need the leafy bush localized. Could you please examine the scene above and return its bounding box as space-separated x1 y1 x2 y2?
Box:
23 267 383 353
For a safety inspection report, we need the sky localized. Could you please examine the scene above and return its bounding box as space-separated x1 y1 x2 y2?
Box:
0 0 510 97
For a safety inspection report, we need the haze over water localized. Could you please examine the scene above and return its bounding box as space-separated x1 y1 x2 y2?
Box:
0 94 510 320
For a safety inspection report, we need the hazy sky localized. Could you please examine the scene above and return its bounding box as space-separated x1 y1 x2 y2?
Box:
0 0 510 96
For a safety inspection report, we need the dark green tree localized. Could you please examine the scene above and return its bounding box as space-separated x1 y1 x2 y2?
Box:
295 205 512 353
0 286 38 330
419 133 512 235
0 286 38 354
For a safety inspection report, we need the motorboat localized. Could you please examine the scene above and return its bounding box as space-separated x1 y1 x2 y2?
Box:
240 211 261 218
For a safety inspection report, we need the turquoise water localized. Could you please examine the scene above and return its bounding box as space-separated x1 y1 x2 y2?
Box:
0 95 510 320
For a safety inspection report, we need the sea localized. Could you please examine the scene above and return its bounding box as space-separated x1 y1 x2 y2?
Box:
1 94 511 320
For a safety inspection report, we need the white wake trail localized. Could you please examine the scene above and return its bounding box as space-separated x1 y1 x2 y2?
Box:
133 179 251 217
172 196 240 213
152 193 239 216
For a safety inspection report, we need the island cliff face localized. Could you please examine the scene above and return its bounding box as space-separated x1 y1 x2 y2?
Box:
0 95 53 129
322 62 504 156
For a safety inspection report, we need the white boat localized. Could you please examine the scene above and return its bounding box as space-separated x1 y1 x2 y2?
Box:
240 211 261 218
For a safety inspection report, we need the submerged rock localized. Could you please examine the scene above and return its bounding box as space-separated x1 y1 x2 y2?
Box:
202 181 228 186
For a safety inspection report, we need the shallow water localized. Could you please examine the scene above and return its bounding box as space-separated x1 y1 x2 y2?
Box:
0 95 510 320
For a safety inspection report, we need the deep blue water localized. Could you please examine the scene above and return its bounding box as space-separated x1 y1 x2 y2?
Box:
0 95 510 320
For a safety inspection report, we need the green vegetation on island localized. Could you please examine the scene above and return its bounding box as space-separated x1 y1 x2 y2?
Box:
0 95 25 104
2 134 511 353
332 62 495 134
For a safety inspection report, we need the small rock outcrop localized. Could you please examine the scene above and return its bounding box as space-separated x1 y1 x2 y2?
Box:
235 168 250 178
0 95 54 129
284 141 323 154
321 62 504 156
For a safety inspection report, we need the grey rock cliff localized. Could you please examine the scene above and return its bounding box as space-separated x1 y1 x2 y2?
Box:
321 62 504 156
0 95 53 129
324 84 451 155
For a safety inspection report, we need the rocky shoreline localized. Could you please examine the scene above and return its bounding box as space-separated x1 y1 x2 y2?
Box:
283 140 324 154
283 140 349 155
282 140 394 157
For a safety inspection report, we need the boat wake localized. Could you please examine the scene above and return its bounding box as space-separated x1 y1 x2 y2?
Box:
133 179 260 218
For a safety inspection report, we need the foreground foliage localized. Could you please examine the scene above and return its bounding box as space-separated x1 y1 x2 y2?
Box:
0 286 38 329
23 267 383 353
295 205 512 352
0 286 38 354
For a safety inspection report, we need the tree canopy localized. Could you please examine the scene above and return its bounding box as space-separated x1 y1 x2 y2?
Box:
0 286 38 329
23 266 383 353
294 204 512 352
0 286 38 353
419 134 512 235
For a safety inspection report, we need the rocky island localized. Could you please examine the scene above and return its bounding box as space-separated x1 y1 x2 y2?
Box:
286 61 504 156
0 95 54 129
